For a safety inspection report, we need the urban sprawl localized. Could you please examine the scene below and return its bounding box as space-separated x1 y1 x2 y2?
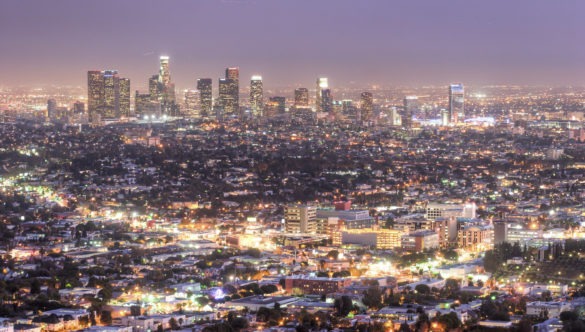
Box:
2 57 585 332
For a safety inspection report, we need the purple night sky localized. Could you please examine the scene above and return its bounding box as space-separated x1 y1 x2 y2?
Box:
0 0 584 89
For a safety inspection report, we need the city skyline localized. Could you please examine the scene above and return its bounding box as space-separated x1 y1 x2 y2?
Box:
1 0 584 89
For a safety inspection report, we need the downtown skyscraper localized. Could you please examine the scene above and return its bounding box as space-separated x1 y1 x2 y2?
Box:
250 75 263 117
360 92 373 122
294 88 309 108
146 56 177 115
219 67 239 116
449 83 464 124
87 70 130 120
197 78 213 117
315 77 328 112
403 96 418 129
158 56 175 105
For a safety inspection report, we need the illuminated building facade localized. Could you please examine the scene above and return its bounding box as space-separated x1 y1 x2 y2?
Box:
219 78 238 116
149 75 161 102
338 228 405 249
87 70 103 118
403 96 418 128
159 56 171 86
285 205 317 234
134 92 152 117
458 225 494 252
268 96 285 115
72 101 84 114
183 89 199 117
87 70 130 120
435 217 458 248
250 75 263 117
360 92 373 122
284 276 352 295
158 56 176 108
102 70 119 117
449 83 464 124
294 88 309 107
119 78 130 117
401 230 440 252
316 77 328 112
197 78 213 117
425 202 476 220
320 88 332 113
47 99 57 119
219 67 239 115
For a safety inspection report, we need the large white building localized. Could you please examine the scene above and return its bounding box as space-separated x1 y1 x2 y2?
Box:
526 301 570 319
285 205 317 234
425 202 476 220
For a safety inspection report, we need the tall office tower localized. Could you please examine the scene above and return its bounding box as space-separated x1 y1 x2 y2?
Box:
149 75 161 102
119 78 131 117
294 88 309 107
158 56 176 105
316 77 328 111
269 96 286 114
159 56 171 86
341 100 353 113
390 107 401 126
403 96 418 129
285 205 317 234
320 88 333 113
135 92 151 117
72 101 85 114
87 70 130 120
102 70 120 118
250 75 263 117
441 109 450 126
87 70 104 117
197 78 213 117
219 67 239 115
448 83 464 124
219 78 238 115
226 67 239 82
184 89 200 117
360 92 373 122
47 99 57 119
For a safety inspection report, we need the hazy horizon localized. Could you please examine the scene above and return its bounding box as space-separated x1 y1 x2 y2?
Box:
1 0 584 89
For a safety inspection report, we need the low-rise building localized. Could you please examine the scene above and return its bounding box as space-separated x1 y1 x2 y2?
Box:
284 276 352 295
401 230 439 252
526 301 570 319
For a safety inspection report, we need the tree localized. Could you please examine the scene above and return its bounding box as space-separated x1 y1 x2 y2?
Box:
100 310 112 325
30 279 41 294
260 284 278 294
203 322 233 332
444 278 460 296
334 296 353 316
78 315 90 327
415 312 430 332
398 322 411 332
169 317 180 330
327 250 339 260
130 305 141 316
230 317 248 331
244 248 262 258
516 317 533 332
362 286 384 310
415 284 431 295
436 312 461 330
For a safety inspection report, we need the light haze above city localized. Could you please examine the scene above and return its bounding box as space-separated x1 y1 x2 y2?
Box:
1 0 584 88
